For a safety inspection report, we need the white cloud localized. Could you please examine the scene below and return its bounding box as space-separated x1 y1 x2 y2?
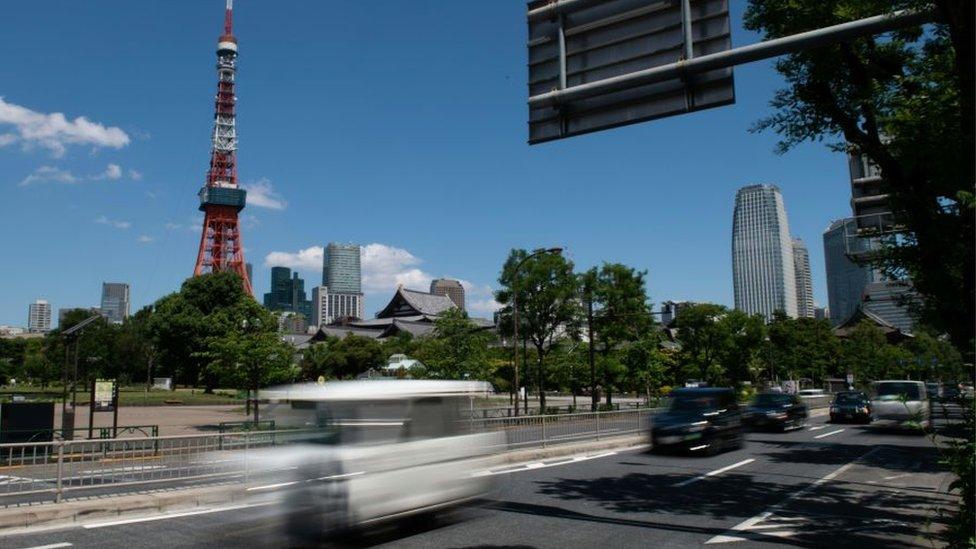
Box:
242 178 286 210
0 97 130 157
0 133 16 147
18 166 78 186
94 215 131 230
265 245 323 270
128 169 143 181
361 243 431 293
457 280 501 315
137 235 154 243
90 163 122 181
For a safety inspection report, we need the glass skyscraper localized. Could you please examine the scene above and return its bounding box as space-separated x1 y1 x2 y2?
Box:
100 282 130 324
322 243 362 294
822 218 880 326
732 184 798 319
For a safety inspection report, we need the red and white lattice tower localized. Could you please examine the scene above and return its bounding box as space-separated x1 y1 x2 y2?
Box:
192 0 253 295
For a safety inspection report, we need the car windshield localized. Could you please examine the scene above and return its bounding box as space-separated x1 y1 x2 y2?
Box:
874 383 921 401
834 393 865 405
754 394 792 407
670 394 720 412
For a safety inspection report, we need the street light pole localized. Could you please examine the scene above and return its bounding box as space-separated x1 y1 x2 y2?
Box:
512 247 563 417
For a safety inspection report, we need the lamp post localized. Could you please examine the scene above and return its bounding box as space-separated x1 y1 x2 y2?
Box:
512 247 563 416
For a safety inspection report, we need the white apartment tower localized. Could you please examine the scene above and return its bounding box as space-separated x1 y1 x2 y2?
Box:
792 238 814 318
732 184 798 319
28 299 52 333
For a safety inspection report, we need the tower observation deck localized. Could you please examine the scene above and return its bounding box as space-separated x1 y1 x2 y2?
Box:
192 0 252 295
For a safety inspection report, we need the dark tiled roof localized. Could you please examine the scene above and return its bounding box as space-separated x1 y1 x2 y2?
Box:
399 288 456 315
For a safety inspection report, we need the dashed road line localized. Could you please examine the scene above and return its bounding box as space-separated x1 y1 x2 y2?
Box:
672 458 756 488
18 543 73 549
474 451 618 477
705 447 881 544
81 502 272 529
813 429 845 439
808 426 827 431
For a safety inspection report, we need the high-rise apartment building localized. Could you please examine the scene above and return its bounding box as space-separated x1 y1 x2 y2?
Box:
28 299 52 333
791 238 814 318
732 184 798 319
311 286 364 327
322 243 362 294
430 279 465 311
822 218 880 326
100 282 130 324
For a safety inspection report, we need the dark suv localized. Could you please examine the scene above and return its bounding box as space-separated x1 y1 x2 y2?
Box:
746 393 808 431
651 388 744 455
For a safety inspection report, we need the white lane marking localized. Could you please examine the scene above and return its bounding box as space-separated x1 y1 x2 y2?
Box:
672 459 756 488
808 426 827 431
473 451 618 477
883 473 910 481
246 480 300 492
813 429 845 439
81 502 271 529
705 447 881 544
18 544 73 549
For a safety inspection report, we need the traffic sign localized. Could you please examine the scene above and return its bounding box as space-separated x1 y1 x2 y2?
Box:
527 0 734 144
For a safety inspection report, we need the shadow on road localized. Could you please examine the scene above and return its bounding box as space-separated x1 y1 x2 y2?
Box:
528 464 951 547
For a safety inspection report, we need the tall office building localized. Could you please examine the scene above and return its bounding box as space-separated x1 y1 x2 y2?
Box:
263 267 311 317
28 300 52 333
822 218 880 326
791 238 814 318
311 286 365 327
660 300 695 326
322 243 362 294
100 282 131 324
732 184 798 319
430 279 465 311
245 263 253 286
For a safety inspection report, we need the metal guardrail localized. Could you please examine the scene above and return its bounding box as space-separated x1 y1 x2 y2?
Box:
0 398 835 506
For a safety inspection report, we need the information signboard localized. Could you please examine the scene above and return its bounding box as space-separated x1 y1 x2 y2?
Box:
93 379 117 412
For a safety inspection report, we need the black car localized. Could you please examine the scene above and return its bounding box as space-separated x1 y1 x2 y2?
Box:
651 388 744 455
829 391 872 423
746 393 808 431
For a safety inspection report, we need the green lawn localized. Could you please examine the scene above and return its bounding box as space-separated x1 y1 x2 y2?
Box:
0 386 244 406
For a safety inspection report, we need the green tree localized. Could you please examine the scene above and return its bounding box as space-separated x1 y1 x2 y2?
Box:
496 249 580 410
206 310 296 421
583 263 653 405
622 333 674 403
716 310 768 385
744 0 974 356
674 303 732 384
900 331 965 381
300 338 338 380
146 272 253 391
415 309 493 380
767 314 840 383
326 334 385 379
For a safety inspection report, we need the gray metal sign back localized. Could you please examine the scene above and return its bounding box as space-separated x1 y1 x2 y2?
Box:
527 0 734 144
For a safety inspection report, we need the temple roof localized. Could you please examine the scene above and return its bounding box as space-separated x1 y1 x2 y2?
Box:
375 287 457 319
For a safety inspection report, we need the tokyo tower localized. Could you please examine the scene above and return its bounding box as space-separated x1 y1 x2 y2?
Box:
192 0 253 295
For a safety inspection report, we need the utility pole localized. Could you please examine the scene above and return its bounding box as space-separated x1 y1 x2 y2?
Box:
586 283 596 412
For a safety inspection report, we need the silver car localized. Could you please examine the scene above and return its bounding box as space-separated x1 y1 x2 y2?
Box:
870 380 930 431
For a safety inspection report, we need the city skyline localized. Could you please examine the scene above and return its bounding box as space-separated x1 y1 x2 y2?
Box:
0 2 852 327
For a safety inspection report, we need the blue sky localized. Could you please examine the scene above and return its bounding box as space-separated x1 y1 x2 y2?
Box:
0 1 852 326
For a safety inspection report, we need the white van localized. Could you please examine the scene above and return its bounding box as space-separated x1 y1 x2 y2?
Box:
870 380 930 430
252 380 502 541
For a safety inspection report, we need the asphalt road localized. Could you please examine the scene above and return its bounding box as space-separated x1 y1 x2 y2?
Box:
1 411 960 549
